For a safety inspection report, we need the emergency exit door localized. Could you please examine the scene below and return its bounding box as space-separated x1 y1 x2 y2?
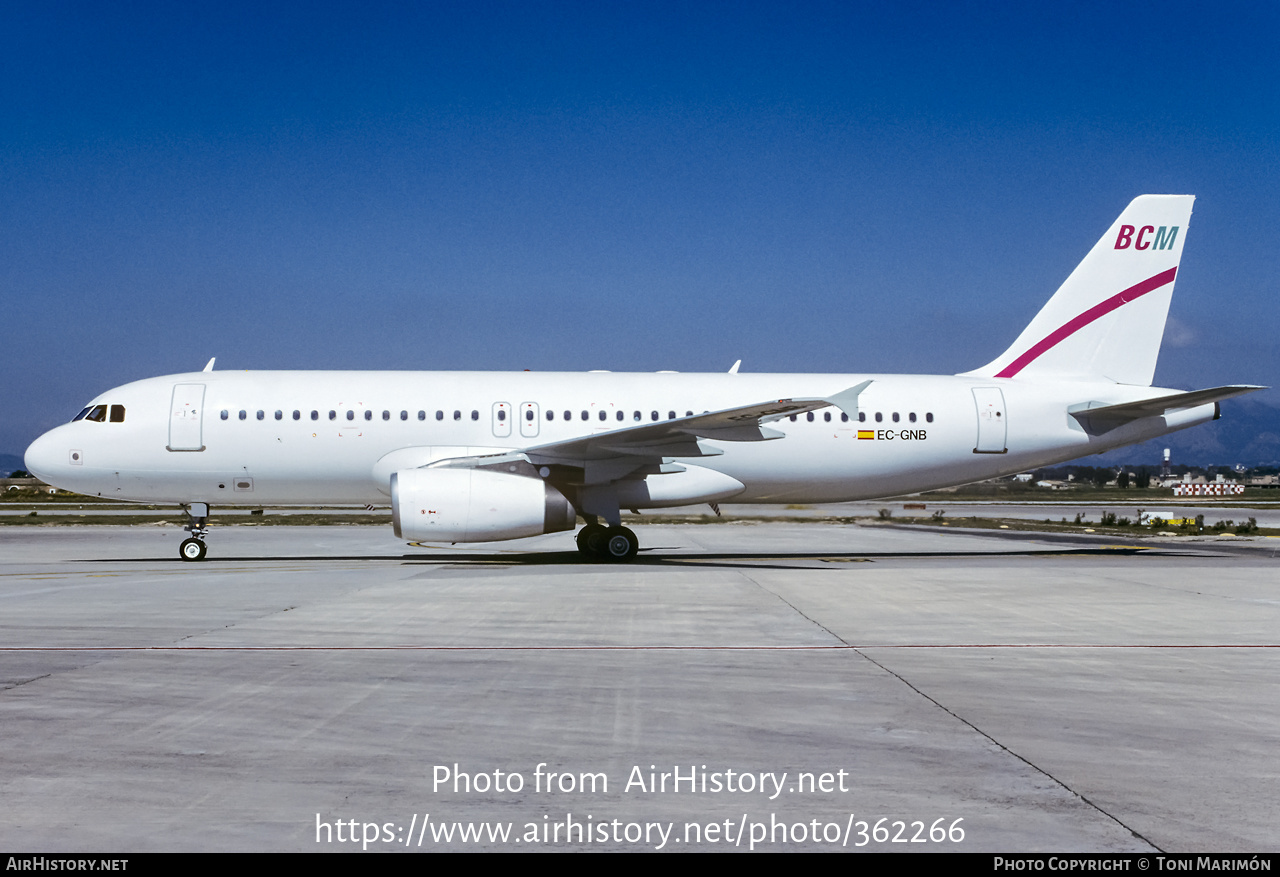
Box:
168 383 206 451
972 387 1007 454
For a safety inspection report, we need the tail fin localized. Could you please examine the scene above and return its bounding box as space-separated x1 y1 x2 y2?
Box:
964 195 1194 386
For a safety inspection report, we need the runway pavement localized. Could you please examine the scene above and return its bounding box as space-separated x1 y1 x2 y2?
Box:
0 523 1276 852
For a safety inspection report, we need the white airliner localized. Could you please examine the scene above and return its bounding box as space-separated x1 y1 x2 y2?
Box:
24 195 1262 562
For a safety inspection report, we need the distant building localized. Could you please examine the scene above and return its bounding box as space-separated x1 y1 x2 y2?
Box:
1172 482 1244 496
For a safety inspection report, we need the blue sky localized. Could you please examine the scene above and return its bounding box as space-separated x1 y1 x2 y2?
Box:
4 1 1277 453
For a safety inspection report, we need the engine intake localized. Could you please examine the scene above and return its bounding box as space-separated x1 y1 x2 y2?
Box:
392 468 576 542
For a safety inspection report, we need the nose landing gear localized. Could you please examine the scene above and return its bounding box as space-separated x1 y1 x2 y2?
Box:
179 502 210 562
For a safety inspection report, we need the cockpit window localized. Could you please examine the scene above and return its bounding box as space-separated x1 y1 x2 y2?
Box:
72 406 92 422
109 405 125 422
84 405 108 423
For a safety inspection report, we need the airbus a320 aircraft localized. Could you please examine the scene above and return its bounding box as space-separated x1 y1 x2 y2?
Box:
24 196 1262 562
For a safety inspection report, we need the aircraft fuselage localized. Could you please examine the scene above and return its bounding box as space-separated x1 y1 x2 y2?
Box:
25 369 1214 508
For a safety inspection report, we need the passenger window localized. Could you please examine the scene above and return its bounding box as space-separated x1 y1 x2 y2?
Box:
346 410 355 421
293 410 300 420
110 405 126 423
926 412 934 423
311 410 319 421
909 412 917 423
581 411 589 421
239 410 247 421
497 410 506 422
453 410 461 421
470 410 478 421
220 410 229 421
329 411 337 420
875 412 883 423
686 411 693 417
841 413 849 422
806 412 814 422
823 412 831 422
858 412 866 422
274 410 282 421
633 411 641 421
545 410 554 421
616 411 623 421
436 411 444 421
563 410 571 421
382 411 390 421
651 411 658 421
789 414 797 422
256 410 264 420
599 411 607 422
526 409 534 421
668 411 676 420
892 412 900 423
363 410 372 421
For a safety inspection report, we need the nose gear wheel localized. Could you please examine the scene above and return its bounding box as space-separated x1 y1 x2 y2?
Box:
179 538 207 561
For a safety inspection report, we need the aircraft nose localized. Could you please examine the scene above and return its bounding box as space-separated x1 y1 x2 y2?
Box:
24 429 68 484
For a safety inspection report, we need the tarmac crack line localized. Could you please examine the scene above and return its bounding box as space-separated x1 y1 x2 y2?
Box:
849 648 1164 854
739 572 1165 854
0 672 52 693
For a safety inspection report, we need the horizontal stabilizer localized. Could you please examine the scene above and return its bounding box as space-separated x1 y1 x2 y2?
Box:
1070 385 1266 434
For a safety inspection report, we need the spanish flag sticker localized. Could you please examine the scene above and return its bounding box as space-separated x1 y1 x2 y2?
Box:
857 430 875 440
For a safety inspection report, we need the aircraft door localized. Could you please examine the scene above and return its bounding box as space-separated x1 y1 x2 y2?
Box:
168 383 206 451
520 402 540 438
972 387 1007 454
492 402 512 438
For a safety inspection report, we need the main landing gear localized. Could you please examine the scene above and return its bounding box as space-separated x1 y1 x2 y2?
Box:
576 523 639 562
179 502 210 562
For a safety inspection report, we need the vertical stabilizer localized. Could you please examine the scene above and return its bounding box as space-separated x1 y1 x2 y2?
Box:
964 195 1194 386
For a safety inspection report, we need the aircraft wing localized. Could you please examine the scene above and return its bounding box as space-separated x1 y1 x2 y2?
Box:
521 381 873 465
1070 385 1266 434
423 382 872 483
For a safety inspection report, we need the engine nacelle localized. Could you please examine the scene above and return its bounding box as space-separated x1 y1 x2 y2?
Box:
391 468 576 542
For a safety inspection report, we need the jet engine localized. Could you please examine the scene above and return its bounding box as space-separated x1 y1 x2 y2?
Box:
391 468 576 542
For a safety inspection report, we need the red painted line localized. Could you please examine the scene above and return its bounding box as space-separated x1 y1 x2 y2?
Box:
1 643 1276 652
995 267 1178 378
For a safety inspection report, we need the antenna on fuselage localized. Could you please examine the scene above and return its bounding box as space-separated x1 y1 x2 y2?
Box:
728 360 741 374
203 357 216 372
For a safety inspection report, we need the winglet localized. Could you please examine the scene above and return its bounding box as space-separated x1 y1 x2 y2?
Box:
824 380 873 417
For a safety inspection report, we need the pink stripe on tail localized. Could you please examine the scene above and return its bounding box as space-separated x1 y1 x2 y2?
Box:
995 267 1178 378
